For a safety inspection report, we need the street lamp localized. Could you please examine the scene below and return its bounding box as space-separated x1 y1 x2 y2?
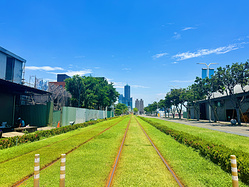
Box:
197 63 217 122
197 63 217 79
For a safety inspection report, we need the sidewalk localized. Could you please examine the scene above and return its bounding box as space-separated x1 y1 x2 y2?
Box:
141 115 249 137
2 126 55 138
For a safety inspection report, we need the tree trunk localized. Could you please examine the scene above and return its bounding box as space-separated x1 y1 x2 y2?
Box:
178 110 182 119
235 107 241 125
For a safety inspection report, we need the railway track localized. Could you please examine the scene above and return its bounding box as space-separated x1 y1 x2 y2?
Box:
10 116 128 187
106 115 184 187
0 118 123 165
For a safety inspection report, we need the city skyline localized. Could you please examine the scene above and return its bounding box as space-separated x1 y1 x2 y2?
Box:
0 1 249 106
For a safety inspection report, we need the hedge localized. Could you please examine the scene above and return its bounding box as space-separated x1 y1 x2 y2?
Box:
0 116 119 150
138 116 249 185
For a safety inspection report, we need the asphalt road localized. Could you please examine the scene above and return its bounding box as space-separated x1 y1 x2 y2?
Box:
141 115 249 137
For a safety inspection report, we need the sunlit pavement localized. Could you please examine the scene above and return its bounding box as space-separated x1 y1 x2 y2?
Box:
141 115 249 137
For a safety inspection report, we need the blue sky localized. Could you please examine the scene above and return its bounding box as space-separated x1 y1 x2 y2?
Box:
1 0 249 106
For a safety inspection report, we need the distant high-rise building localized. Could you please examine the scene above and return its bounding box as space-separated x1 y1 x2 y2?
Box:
135 99 144 114
57 74 70 82
202 68 214 79
124 84 130 99
118 84 132 110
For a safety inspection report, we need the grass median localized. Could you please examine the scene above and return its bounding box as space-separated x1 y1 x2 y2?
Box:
137 117 248 187
112 116 178 187
20 116 131 186
148 118 249 154
0 116 126 187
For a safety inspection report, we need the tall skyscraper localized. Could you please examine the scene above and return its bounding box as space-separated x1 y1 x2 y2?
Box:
118 84 132 110
135 99 144 114
124 84 130 99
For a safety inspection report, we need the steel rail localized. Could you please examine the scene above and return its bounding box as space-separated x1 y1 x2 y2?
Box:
12 117 127 187
0 118 120 165
105 116 131 187
135 117 184 187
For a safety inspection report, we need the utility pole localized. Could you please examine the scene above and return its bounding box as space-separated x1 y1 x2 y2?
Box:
197 63 217 122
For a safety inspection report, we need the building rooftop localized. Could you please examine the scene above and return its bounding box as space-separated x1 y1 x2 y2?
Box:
0 46 26 63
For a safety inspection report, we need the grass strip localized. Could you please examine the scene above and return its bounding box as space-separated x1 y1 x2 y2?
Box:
0 116 127 187
112 116 179 187
0 116 119 150
137 117 248 187
149 118 249 154
138 116 249 185
0 117 122 163
20 116 131 186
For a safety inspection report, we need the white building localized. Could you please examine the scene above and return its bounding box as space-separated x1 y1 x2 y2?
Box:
0 46 26 84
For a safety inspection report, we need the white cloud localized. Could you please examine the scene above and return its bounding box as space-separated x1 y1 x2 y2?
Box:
113 81 149 89
132 85 149 88
182 27 196 31
113 82 125 89
152 52 168 59
26 66 64 71
173 32 181 39
172 61 178 64
173 42 247 61
51 69 92 76
170 79 195 83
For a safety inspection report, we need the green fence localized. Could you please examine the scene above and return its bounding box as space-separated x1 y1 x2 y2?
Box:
60 107 114 127
19 104 114 127
20 102 53 127
52 110 61 127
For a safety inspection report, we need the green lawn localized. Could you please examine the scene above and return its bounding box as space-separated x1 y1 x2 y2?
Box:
0 116 126 187
20 116 131 186
148 118 249 154
112 117 178 187
137 117 248 187
0 117 123 164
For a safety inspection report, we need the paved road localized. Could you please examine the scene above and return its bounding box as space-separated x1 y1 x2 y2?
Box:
141 115 249 137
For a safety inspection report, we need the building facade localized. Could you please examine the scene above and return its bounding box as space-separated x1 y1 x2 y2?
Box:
0 46 26 84
118 84 132 111
135 99 144 114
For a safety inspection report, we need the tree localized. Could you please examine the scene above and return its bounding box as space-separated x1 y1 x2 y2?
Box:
65 75 85 107
194 76 219 122
65 75 119 110
166 89 187 119
133 107 138 114
115 103 128 115
144 102 157 115
215 61 249 125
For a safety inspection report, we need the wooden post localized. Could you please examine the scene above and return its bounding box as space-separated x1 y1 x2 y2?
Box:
34 154 40 187
231 155 239 187
60 154 66 187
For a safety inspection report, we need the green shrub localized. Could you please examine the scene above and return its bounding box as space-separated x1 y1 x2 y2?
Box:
0 117 118 150
138 116 249 185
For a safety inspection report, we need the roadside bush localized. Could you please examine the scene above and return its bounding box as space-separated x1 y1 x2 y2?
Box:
0 116 119 150
138 116 249 185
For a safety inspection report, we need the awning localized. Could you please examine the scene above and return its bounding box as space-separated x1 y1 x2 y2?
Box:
0 79 51 95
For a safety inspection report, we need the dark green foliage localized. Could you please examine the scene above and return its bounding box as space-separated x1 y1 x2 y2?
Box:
65 75 119 110
144 101 157 114
138 116 249 185
0 117 118 150
115 103 128 115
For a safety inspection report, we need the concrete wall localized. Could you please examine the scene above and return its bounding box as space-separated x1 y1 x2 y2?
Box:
0 52 6 80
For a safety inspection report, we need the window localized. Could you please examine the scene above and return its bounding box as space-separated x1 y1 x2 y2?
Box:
5 57 15 81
